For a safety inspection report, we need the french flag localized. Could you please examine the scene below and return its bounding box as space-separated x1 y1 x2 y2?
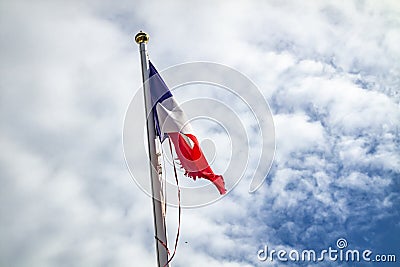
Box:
149 61 226 195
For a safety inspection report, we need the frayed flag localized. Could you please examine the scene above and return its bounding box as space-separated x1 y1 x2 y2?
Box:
149 61 226 194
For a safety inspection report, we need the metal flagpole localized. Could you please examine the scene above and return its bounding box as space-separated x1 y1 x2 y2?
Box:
135 31 170 267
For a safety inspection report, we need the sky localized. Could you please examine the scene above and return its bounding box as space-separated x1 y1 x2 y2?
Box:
0 0 399 266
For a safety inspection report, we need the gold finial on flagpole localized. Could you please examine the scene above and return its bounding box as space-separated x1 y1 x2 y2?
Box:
135 31 149 44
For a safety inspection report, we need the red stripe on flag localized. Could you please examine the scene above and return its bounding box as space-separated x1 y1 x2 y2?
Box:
168 132 226 195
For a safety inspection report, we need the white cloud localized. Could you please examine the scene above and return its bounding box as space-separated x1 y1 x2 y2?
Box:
336 171 391 191
274 113 326 161
1 0 399 266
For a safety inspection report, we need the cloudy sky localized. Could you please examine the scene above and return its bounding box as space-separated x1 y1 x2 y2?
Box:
1 0 399 266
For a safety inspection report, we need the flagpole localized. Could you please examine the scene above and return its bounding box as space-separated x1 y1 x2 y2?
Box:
135 31 170 267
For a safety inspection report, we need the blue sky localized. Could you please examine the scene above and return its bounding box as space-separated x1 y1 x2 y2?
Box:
0 0 399 266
